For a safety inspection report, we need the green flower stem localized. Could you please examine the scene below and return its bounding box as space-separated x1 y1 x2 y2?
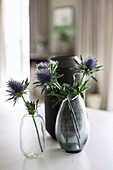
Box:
67 97 80 138
32 115 43 153
82 73 85 82
67 98 81 149
80 73 85 86
21 95 43 153
21 95 27 105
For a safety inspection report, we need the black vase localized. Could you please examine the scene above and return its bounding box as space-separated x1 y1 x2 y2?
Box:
45 56 80 139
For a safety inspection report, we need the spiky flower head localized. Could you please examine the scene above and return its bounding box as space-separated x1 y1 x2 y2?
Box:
82 56 97 71
34 60 63 93
37 62 48 70
36 69 51 84
6 78 29 105
7 79 23 95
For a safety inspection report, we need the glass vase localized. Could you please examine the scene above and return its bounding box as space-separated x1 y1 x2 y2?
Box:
55 94 90 153
19 110 45 158
45 56 80 139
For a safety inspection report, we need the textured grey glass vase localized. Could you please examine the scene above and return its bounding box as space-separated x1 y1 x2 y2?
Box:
55 94 90 153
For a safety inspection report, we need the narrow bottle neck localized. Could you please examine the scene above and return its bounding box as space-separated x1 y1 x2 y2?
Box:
26 110 38 116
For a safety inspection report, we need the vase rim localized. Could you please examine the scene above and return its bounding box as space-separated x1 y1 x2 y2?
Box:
50 55 78 60
24 110 38 116
63 93 79 103
71 94 78 101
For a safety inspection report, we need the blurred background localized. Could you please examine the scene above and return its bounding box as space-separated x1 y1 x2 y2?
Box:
0 0 113 111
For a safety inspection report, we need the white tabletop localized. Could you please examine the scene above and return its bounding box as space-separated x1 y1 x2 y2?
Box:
0 89 113 170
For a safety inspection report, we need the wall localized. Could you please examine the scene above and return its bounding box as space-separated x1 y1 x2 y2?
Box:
30 0 50 55
49 0 76 55
50 0 76 8
30 0 76 57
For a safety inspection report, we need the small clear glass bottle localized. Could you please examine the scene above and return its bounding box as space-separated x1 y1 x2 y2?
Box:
19 110 45 158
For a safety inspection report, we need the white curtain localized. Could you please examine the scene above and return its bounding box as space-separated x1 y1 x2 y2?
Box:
0 0 6 87
75 0 113 110
0 0 30 88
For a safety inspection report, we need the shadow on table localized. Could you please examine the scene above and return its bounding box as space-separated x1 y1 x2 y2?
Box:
22 156 48 170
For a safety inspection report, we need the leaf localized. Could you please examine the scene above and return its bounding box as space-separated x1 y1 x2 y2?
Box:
81 86 90 92
49 93 60 97
53 62 58 73
91 76 98 82
53 82 61 89
50 63 53 73
52 99 59 108
73 76 77 87
55 74 64 79
80 55 83 62
41 86 46 94
70 67 79 70
95 65 103 69
33 81 40 84
80 79 89 91
36 99 39 108
50 60 58 73
74 89 77 93
25 77 29 85
81 64 87 69
73 58 80 66
21 80 24 84
80 92 84 99
78 78 82 87
75 81 80 91
5 90 10 93
5 97 14 102
25 101 37 114
34 84 42 88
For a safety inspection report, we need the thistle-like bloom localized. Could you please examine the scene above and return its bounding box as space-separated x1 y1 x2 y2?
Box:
7 79 23 96
36 69 51 84
34 60 63 92
6 79 43 153
6 79 24 104
37 62 48 70
6 78 29 105
82 56 97 71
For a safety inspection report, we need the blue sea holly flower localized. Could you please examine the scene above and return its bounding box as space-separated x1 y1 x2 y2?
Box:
7 79 23 96
34 60 63 91
36 69 51 84
37 62 48 70
6 79 24 104
82 56 97 71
